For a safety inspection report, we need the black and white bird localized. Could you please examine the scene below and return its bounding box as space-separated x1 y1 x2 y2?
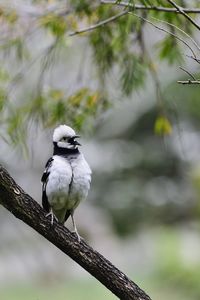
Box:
41 124 92 241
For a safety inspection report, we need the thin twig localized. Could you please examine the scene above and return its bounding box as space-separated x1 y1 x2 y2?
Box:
151 16 200 53
69 10 129 36
69 7 198 60
101 0 200 14
177 80 200 84
129 12 197 59
7 38 59 96
179 66 197 80
186 54 200 64
166 0 200 31
37 37 60 93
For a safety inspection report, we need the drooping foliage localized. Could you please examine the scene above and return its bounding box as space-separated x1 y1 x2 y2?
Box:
0 0 199 144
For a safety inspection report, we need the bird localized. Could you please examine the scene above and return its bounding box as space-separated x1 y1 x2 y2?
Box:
41 124 92 241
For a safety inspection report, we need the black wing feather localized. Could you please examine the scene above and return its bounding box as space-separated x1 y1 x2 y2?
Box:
64 210 71 222
41 157 54 182
42 190 50 212
41 157 54 212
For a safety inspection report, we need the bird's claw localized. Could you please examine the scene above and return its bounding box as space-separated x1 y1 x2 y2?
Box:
72 229 81 242
45 211 58 226
73 232 81 242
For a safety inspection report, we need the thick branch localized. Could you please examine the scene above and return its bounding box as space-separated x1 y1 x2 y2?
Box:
0 165 151 300
101 0 200 14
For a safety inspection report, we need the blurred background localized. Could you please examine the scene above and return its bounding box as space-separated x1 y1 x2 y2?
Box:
1 0 200 299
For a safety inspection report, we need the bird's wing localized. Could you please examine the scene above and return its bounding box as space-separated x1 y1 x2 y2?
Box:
64 210 71 222
41 157 54 212
41 157 54 182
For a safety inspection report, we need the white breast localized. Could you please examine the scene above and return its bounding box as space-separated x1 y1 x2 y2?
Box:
46 155 72 207
69 154 92 206
45 154 91 214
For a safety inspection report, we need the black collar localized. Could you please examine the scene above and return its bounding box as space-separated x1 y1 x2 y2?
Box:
53 142 80 156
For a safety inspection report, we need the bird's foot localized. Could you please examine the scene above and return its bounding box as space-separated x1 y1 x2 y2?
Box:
45 211 58 226
71 213 81 242
72 229 81 242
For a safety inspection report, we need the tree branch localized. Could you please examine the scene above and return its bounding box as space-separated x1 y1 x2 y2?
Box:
177 80 200 84
0 165 151 300
129 12 197 59
69 10 129 36
166 0 200 31
179 66 197 80
101 0 200 14
150 16 200 53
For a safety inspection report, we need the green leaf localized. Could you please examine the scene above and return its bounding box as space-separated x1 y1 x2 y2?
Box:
0 68 9 82
120 54 146 95
0 88 6 112
154 115 172 136
157 35 183 65
40 14 67 37
140 0 152 6
49 89 64 101
70 0 93 16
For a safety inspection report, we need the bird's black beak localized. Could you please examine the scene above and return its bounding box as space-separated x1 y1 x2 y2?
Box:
70 135 81 146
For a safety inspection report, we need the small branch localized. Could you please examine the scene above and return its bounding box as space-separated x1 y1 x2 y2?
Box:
129 12 196 59
166 0 200 31
69 6 198 61
150 17 200 53
69 10 129 36
177 80 200 84
0 165 152 300
101 0 200 14
179 66 197 80
186 55 200 64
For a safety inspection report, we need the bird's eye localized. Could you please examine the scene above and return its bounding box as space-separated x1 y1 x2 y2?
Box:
62 137 67 141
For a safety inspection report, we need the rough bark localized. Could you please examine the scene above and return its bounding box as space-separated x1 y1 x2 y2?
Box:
0 165 152 300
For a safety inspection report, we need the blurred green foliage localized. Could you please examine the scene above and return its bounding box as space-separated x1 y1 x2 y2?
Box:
40 14 67 37
92 74 200 236
0 0 199 143
0 280 115 300
0 0 200 247
2 227 200 300
155 227 200 300
1 3 200 298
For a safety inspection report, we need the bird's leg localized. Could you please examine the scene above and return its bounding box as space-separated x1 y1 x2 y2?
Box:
71 211 81 242
45 209 57 226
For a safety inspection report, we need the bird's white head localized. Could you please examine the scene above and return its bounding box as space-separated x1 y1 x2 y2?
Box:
53 125 81 149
